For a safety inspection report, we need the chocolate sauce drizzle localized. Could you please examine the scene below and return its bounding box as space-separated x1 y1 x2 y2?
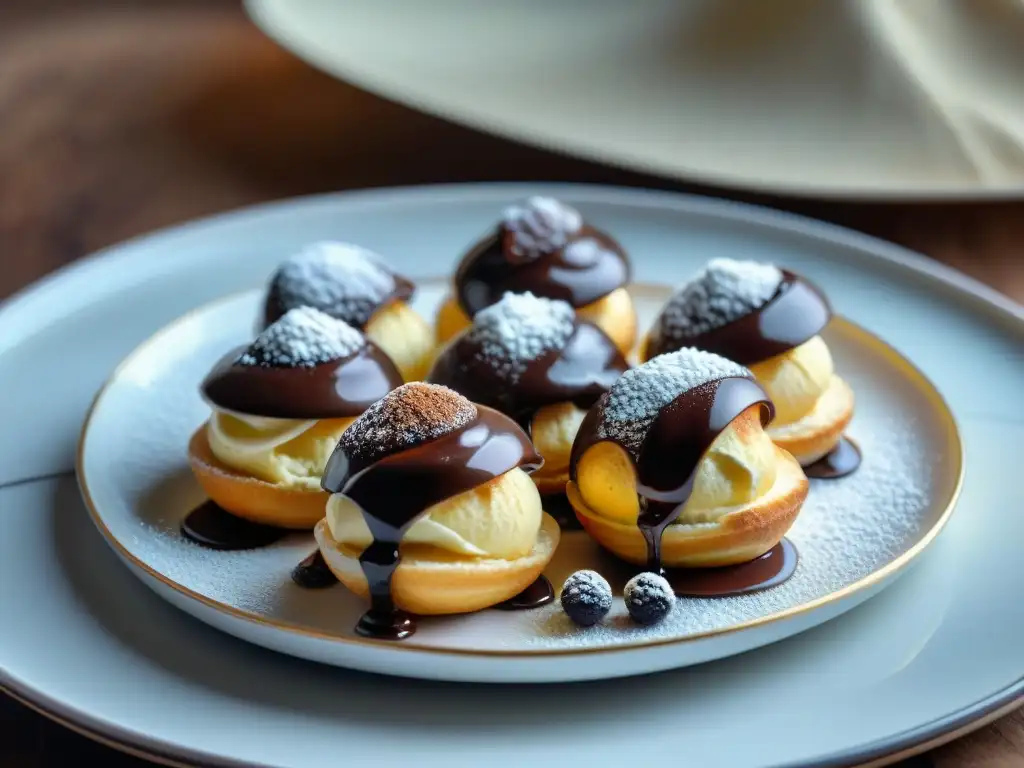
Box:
595 538 798 598
454 223 630 318
291 550 338 589
669 539 797 597
201 342 403 420
646 270 832 366
428 319 629 430
494 576 554 610
263 269 415 331
805 437 861 479
322 406 542 640
571 375 775 574
181 501 288 550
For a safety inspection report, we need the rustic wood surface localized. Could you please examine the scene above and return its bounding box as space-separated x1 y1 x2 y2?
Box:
0 2 1021 766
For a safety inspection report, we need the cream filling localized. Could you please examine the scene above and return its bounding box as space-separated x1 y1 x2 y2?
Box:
679 421 779 523
578 287 632 335
766 374 851 440
207 409 351 490
530 402 588 479
364 300 435 382
749 335 834 427
327 467 542 559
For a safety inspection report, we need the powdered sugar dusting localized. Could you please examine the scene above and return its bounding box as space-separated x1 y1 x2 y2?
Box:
653 258 783 343
563 569 609 598
269 241 400 328
238 307 364 368
467 292 575 383
502 197 583 261
339 382 476 466
599 348 750 456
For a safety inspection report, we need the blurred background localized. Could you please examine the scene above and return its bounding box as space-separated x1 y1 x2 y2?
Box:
1 1 1021 765
3 0 1023 303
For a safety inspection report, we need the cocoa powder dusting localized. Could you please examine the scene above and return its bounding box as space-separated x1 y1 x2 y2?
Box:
339 382 477 467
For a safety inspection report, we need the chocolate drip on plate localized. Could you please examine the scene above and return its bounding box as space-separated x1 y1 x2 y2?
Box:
428 319 629 428
647 270 832 366
321 407 542 640
494 576 554 610
805 437 861 479
572 375 773 574
595 538 799 597
181 501 288 550
455 224 630 317
291 550 338 589
201 342 403 420
668 538 798 597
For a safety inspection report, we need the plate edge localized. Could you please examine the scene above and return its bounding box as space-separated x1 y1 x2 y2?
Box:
2 675 1019 768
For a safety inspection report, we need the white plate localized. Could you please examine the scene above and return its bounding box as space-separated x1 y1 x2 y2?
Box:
78 281 961 683
246 0 1024 200
0 184 1021 767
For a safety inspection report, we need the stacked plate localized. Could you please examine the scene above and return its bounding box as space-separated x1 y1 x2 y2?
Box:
1 184 1021 766
246 0 1024 199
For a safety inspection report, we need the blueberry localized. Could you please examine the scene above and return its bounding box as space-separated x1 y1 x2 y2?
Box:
560 570 613 627
624 572 675 625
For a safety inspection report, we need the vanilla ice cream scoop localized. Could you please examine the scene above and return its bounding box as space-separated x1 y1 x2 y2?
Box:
328 467 542 558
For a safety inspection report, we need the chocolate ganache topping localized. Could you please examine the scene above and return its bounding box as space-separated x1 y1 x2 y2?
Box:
202 306 403 419
570 349 774 573
454 197 630 317
427 292 629 428
262 241 415 330
321 383 542 640
646 258 832 366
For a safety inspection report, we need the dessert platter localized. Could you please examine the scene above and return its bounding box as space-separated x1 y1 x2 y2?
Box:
1 184 1021 766
78 194 961 682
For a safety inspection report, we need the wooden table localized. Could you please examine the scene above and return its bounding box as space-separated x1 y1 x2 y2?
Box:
0 2 1021 766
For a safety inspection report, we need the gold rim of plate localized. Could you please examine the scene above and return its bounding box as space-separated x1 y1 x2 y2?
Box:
76 282 966 658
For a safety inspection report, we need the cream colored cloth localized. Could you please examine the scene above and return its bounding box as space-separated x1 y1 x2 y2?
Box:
254 0 1024 191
